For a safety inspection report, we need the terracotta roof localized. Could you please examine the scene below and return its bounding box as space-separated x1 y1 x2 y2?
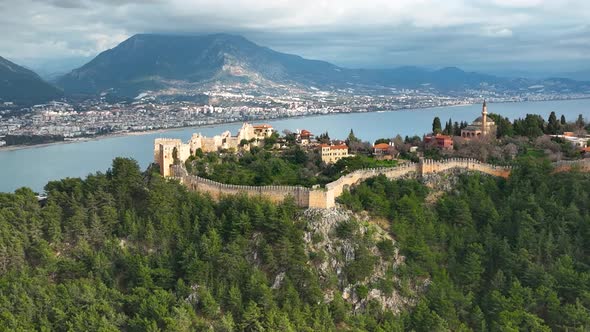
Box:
373 143 391 149
300 129 313 136
321 144 348 150
253 124 272 129
582 147 590 152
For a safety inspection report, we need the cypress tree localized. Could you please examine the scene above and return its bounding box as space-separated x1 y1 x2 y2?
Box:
432 117 442 134
547 111 559 134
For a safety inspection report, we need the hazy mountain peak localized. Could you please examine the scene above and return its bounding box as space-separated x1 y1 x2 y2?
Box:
56 33 590 97
0 56 63 104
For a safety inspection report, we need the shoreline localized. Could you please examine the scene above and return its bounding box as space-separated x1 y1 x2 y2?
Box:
1 97 588 152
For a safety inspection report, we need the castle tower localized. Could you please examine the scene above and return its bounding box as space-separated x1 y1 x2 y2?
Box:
481 100 488 136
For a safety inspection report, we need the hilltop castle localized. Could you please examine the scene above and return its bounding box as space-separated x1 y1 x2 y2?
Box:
461 101 497 138
154 123 274 176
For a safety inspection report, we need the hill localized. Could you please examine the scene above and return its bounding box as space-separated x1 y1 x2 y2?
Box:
0 157 589 330
0 56 63 104
57 33 590 97
57 33 345 96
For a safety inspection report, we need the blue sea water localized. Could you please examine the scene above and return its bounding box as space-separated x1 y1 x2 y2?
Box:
1 99 588 192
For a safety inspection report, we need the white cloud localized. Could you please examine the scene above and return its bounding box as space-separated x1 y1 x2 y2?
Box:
485 27 514 37
0 0 588 72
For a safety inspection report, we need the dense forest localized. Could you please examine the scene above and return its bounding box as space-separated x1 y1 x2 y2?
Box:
0 157 589 331
0 158 403 331
340 157 590 331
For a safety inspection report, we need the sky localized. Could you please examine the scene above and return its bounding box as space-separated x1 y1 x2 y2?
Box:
1 0 589 76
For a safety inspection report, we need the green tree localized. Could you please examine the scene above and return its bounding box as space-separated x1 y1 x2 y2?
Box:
489 113 513 138
547 111 560 134
514 114 545 138
432 117 442 134
575 114 585 128
444 118 453 135
316 132 330 144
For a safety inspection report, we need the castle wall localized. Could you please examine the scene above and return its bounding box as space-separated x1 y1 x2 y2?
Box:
308 190 333 209
553 159 590 173
172 166 311 207
420 158 512 179
325 162 419 198
171 158 589 209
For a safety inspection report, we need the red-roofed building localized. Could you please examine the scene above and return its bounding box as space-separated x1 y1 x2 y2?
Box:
297 129 314 145
373 142 397 159
424 134 454 150
320 144 352 164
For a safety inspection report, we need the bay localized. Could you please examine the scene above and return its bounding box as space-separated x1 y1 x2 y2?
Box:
1 99 589 193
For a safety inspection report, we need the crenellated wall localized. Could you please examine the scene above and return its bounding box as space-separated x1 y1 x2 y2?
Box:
170 158 588 208
172 166 311 207
552 159 590 173
419 158 512 178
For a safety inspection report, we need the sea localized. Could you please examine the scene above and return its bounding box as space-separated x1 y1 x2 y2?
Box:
1 99 589 193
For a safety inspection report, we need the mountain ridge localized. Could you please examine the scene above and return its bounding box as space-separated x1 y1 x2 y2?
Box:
57 33 590 97
0 56 63 104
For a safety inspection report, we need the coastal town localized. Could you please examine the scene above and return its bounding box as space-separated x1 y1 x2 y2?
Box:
155 102 590 180
2 87 589 148
152 101 590 210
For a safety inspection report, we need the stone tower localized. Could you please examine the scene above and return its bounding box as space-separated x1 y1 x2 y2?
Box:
481 100 488 136
154 138 190 177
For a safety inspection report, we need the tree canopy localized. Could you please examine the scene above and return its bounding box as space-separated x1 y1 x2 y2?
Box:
1 156 589 331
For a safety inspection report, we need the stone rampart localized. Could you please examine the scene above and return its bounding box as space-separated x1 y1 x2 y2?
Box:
323 163 420 207
553 159 590 173
172 166 310 207
171 158 588 209
420 158 512 178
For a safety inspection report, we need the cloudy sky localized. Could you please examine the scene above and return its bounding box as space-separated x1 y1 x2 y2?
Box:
1 0 589 75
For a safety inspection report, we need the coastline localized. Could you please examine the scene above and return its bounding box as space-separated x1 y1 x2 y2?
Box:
1 96 588 152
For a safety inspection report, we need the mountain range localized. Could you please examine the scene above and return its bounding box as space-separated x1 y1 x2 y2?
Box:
0 56 63 104
56 33 590 97
2 33 589 102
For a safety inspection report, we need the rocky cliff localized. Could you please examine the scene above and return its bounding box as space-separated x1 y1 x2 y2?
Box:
301 207 423 313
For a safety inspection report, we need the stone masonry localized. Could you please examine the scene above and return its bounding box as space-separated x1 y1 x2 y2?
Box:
167 158 540 208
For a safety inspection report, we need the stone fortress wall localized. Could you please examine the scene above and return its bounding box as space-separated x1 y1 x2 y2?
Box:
419 158 513 178
172 166 311 207
170 158 537 208
553 158 590 173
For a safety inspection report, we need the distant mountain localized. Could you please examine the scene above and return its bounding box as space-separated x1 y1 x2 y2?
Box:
57 33 590 97
557 70 590 82
0 56 63 104
23 56 94 82
57 34 344 96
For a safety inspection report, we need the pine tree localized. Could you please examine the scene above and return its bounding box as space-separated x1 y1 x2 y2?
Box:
444 118 453 135
346 129 360 144
547 111 559 134
432 117 442 134
453 122 461 136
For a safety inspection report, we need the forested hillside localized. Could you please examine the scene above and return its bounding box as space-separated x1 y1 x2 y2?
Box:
0 157 588 331
340 158 590 331
0 158 407 331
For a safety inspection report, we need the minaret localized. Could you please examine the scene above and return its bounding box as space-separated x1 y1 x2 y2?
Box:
482 100 488 136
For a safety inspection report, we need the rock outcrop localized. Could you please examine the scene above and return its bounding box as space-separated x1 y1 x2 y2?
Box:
301 206 422 313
